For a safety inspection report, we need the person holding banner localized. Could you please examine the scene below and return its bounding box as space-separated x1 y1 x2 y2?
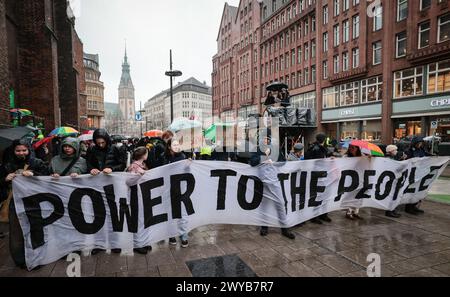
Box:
165 139 190 248
0 139 49 269
127 146 153 254
49 137 87 178
304 133 333 224
85 128 126 254
384 145 404 218
344 144 364 220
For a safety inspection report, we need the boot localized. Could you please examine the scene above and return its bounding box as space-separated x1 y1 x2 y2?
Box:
133 248 148 255
111 249 121 254
260 226 268 236
281 228 295 240
310 218 323 224
405 204 419 215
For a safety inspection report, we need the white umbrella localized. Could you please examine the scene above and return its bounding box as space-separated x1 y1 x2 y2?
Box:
78 134 93 141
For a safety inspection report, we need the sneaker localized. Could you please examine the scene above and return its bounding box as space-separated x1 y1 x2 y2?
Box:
146 246 152 251
281 229 295 240
310 218 323 224
111 248 121 254
181 240 189 248
320 214 332 222
345 213 355 220
405 205 420 215
133 248 148 255
260 226 268 236
385 211 401 218
91 248 104 255
169 237 177 245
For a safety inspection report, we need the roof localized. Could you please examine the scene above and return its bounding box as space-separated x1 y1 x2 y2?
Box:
119 48 134 89
216 3 238 41
83 52 99 64
147 77 212 102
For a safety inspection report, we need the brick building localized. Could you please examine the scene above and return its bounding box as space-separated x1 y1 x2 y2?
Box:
84 52 105 129
213 0 450 144
0 0 86 133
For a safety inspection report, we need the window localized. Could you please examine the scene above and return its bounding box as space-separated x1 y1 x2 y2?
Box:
343 20 349 43
304 43 309 61
322 86 339 108
397 0 407 22
291 91 316 109
352 15 360 39
352 48 359 68
373 41 382 65
373 5 383 31
304 68 309 85
428 60 450 94
394 67 424 98
312 66 316 84
343 52 349 71
311 40 316 58
361 76 383 103
323 32 329 52
291 49 296 66
304 19 309 35
343 0 349 11
334 55 340 74
333 25 340 47
297 47 302 63
334 0 340 17
438 14 450 43
420 0 431 11
323 61 329 79
340 82 360 106
419 21 430 48
353 0 360 5
323 5 329 25
396 31 407 58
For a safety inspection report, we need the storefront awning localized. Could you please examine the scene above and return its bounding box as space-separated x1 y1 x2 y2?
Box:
321 117 382 124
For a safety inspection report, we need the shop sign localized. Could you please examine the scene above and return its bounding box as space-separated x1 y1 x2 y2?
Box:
340 108 356 116
431 99 450 107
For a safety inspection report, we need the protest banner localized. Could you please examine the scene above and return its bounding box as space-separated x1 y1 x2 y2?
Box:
12 157 450 270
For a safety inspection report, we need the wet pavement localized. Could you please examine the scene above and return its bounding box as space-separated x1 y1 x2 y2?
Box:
1 194 450 277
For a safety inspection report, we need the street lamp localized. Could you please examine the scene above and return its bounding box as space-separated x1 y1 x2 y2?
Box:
165 49 182 123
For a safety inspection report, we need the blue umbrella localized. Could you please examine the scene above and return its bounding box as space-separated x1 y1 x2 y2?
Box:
168 118 202 132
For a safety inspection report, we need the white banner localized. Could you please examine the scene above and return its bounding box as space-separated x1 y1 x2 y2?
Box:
13 157 450 270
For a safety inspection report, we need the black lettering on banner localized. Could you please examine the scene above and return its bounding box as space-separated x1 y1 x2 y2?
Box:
170 174 196 219
104 184 138 233
375 171 396 201
309 171 327 207
356 170 376 199
334 170 359 202
419 165 444 192
211 169 237 210
277 173 289 212
22 193 64 249
237 175 263 210
68 188 106 234
140 178 168 227
290 172 307 211
393 170 408 201
404 167 417 194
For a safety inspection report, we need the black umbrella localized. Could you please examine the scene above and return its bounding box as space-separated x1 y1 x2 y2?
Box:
266 82 289 92
0 126 37 151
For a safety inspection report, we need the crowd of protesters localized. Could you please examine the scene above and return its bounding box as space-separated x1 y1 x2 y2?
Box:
0 126 438 270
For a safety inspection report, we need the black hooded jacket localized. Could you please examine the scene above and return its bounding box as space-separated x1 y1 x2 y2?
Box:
85 129 126 172
0 140 49 197
406 136 431 159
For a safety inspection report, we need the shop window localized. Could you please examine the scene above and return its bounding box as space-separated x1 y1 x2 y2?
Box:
394 67 424 98
428 60 450 94
322 86 339 109
361 76 383 103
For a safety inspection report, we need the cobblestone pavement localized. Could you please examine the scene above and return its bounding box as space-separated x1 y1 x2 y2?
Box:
1 199 450 277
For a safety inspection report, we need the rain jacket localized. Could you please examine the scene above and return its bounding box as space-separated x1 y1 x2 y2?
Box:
406 136 431 159
85 129 127 172
49 137 87 175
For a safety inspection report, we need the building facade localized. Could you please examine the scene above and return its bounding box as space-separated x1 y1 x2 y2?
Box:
212 0 450 143
144 77 212 130
0 0 87 133
84 53 105 129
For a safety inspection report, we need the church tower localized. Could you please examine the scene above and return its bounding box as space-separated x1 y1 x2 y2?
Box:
118 45 135 121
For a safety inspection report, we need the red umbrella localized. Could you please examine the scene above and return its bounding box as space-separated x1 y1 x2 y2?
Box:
144 130 163 137
32 136 54 150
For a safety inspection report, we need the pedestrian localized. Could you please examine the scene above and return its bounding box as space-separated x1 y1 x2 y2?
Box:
303 133 333 224
85 128 127 254
0 139 49 269
126 146 152 254
384 145 404 218
404 136 431 215
251 135 295 239
343 144 364 220
287 143 304 161
165 139 190 248
49 137 87 178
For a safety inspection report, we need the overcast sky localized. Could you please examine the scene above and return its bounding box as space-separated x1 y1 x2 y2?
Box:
75 0 240 109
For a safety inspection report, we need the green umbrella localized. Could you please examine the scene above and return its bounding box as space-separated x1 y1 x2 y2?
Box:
204 123 235 142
